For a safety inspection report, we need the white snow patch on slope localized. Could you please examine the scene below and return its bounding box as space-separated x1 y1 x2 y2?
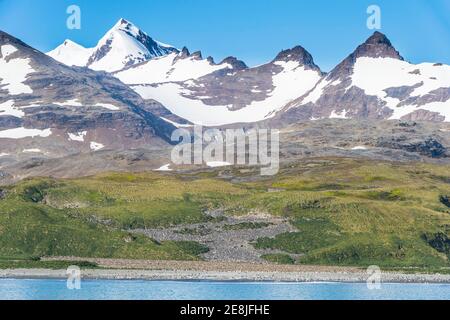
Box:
94 103 120 111
0 127 52 139
302 77 342 105
351 146 368 150
56 99 83 107
167 58 231 83
206 161 231 168
155 164 172 171
0 100 25 118
0 100 46 118
351 57 450 108
68 131 87 142
90 141 104 151
160 117 192 128
330 109 349 119
0 45 35 95
299 58 450 121
1 44 18 58
389 101 450 121
54 100 119 110
23 148 42 153
116 53 231 85
47 40 92 66
132 61 321 126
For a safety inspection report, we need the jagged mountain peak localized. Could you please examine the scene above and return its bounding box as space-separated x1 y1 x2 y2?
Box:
327 31 403 81
173 47 194 63
220 56 248 70
47 18 178 72
54 39 87 54
273 45 321 71
179 46 190 58
173 48 208 65
274 45 310 60
85 18 179 71
108 18 143 38
353 31 403 60
191 51 203 60
288 31 450 124
114 18 132 28
47 38 91 67
175 47 203 60
365 31 391 45
62 39 83 47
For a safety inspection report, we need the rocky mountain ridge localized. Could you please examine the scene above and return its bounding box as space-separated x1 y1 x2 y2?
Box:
46 20 449 125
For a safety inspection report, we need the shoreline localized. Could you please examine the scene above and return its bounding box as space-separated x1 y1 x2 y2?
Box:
1 258 448 283
2 269 450 283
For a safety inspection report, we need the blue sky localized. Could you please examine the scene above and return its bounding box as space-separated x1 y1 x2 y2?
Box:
0 0 449 70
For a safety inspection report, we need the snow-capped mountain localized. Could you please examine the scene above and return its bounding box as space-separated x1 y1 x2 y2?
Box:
48 18 178 72
116 47 237 85
282 32 450 122
44 24 450 125
0 30 175 160
1 25 449 180
47 39 93 68
117 45 323 126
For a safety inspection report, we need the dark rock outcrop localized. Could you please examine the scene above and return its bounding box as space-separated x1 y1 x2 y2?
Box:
220 56 248 71
377 137 447 158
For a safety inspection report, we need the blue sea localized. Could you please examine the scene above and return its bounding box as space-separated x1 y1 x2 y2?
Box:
1 279 450 300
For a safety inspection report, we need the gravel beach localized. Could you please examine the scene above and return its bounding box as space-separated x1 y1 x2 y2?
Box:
1 259 450 283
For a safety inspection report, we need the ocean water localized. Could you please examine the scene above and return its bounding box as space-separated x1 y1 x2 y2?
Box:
0 279 449 300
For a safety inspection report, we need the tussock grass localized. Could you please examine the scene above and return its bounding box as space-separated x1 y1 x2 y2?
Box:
1 158 449 267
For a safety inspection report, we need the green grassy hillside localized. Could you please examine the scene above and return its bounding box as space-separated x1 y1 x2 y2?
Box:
0 177 209 262
1 158 449 269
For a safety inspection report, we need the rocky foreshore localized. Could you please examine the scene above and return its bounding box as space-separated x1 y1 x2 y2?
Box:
2 268 450 284
2 258 448 283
